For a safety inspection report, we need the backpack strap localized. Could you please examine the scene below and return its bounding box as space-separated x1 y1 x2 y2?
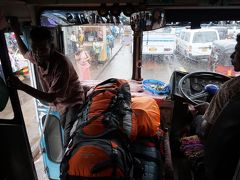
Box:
94 78 120 87
72 93 126 139
90 140 121 177
60 138 77 180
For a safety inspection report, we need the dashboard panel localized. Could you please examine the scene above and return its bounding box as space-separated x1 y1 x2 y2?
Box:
170 71 230 100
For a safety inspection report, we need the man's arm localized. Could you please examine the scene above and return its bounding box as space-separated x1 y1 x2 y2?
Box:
8 75 56 103
20 83 56 103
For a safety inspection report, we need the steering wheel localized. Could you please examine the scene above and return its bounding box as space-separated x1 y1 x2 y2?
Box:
178 72 230 105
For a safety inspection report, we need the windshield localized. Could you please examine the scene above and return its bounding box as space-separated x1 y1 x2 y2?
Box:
40 11 238 84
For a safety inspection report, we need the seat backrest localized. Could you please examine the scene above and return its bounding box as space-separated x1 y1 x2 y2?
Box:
205 93 240 180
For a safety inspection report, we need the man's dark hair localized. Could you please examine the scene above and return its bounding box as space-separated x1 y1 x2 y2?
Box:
237 33 240 43
30 26 53 42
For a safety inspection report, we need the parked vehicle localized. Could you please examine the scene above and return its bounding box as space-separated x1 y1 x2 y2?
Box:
227 26 240 39
208 26 228 39
177 29 220 61
173 26 186 37
209 39 236 76
142 27 176 61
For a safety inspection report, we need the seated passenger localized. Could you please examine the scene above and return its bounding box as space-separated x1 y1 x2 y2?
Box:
186 33 240 180
193 33 240 139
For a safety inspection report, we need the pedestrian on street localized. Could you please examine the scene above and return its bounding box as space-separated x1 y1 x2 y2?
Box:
8 20 87 147
70 31 77 53
92 41 102 63
78 30 85 45
106 32 114 60
74 47 91 80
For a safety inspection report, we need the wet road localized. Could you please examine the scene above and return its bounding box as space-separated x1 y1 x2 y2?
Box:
97 46 133 80
97 47 210 84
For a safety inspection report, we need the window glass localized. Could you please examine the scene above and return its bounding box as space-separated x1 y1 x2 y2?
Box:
219 53 233 66
142 22 238 83
40 12 239 90
41 10 133 81
192 31 218 43
0 32 25 120
0 33 39 153
184 32 190 42
180 32 185 40
61 25 133 81
3 32 34 120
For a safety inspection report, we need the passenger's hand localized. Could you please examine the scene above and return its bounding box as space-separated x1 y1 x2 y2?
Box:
7 75 24 90
188 104 198 117
194 102 209 115
9 17 21 35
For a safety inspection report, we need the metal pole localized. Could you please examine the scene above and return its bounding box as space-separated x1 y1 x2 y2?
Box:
0 30 24 122
132 30 143 81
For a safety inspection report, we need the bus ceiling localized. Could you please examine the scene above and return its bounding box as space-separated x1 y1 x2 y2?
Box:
1 0 240 6
2 3 240 25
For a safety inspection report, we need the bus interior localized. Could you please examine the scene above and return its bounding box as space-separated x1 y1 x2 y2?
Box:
1 0 240 180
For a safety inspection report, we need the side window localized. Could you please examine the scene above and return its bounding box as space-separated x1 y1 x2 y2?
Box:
184 32 190 42
0 32 25 119
0 32 37 142
61 24 133 81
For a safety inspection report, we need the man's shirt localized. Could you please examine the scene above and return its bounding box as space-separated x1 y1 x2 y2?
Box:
203 76 240 125
24 50 84 114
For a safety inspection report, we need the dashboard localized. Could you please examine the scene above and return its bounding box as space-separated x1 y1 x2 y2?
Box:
170 71 230 101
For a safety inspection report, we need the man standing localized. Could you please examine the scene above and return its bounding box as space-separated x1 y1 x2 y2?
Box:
9 21 86 146
106 32 114 60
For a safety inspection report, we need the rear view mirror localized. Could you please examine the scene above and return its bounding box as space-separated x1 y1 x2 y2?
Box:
0 77 9 111
130 9 166 32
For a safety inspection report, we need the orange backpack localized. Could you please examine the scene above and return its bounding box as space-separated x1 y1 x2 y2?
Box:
60 78 138 179
61 139 134 179
131 96 160 138
72 78 136 140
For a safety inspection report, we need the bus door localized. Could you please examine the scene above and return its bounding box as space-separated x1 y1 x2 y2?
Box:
0 28 38 179
32 27 63 179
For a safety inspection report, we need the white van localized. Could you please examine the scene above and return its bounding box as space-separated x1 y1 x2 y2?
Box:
177 28 220 61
